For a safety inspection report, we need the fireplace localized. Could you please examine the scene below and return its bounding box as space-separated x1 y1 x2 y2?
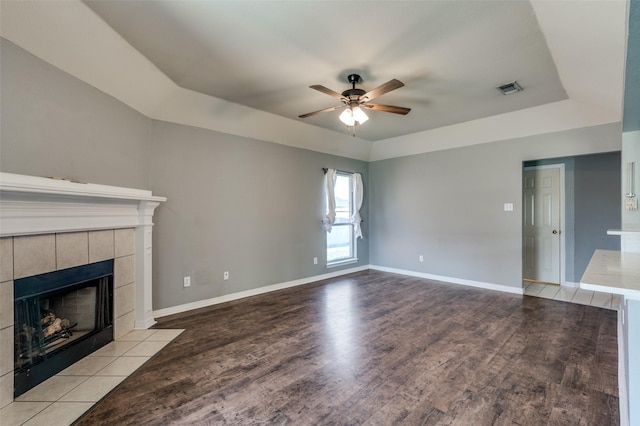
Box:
0 172 166 409
14 260 115 397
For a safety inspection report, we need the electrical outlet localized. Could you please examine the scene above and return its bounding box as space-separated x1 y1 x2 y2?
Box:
183 276 191 287
625 197 638 211
314 257 318 265
504 203 514 211
419 255 424 262
223 271 229 280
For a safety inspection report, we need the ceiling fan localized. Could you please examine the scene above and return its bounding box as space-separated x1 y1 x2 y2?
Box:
299 74 411 127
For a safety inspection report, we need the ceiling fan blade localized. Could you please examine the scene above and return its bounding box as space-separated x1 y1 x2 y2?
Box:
310 85 347 101
363 103 411 115
298 104 345 118
360 79 404 102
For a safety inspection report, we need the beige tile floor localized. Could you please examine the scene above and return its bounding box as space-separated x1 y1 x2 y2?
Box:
0 328 184 426
524 281 621 310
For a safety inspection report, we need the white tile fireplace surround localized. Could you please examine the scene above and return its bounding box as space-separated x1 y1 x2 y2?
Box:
0 173 166 408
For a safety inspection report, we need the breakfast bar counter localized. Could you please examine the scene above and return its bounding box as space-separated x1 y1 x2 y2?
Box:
581 249 640 426
581 249 640 300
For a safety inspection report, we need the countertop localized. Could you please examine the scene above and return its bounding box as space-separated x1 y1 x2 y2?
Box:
580 249 640 300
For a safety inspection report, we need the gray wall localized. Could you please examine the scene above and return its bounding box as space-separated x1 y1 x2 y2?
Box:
0 36 623 309
525 152 621 282
0 38 369 311
149 120 369 309
0 39 150 189
573 152 621 278
369 124 622 289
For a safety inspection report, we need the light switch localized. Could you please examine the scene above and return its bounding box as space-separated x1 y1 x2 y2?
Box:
504 203 514 212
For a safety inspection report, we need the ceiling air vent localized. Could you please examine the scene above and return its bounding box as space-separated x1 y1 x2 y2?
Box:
497 81 523 95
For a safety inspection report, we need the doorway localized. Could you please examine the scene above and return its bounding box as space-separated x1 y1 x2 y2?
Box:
522 165 564 285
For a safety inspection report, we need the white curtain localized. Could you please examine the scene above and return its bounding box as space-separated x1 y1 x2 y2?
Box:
351 173 363 239
322 168 337 232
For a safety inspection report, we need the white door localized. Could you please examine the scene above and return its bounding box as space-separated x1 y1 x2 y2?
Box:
523 167 561 284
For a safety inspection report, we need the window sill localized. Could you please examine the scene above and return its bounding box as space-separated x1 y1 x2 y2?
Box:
327 258 359 269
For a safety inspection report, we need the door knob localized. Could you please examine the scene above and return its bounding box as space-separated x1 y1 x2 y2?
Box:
552 229 558 234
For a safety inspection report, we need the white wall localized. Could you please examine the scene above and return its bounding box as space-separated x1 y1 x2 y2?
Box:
620 130 640 425
622 131 640 251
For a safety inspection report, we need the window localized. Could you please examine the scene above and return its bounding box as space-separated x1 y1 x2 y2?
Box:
327 172 357 265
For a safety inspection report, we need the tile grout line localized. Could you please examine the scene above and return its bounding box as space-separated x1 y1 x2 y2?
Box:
2 328 184 426
19 402 53 426
523 281 617 311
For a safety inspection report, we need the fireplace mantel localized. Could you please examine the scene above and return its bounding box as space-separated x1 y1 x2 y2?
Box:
0 172 166 329
0 172 166 237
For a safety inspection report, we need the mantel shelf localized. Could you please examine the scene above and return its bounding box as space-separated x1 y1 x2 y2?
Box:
0 172 166 237
0 172 165 202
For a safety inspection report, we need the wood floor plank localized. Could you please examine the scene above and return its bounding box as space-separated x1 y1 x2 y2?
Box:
75 270 619 425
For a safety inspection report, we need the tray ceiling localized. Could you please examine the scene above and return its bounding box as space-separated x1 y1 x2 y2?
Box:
85 1 568 142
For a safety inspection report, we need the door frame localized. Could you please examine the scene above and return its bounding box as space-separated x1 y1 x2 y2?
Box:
522 164 566 286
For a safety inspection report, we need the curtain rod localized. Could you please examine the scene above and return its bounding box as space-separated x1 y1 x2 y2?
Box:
322 168 357 175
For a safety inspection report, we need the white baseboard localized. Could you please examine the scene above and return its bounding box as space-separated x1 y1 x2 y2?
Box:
369 265 524 295
563 281 580 288
154 264 525 319
153 265 370 318
134 318 157 330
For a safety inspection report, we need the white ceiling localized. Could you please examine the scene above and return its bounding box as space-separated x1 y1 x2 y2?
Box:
0 1 629 160
85 0 569 141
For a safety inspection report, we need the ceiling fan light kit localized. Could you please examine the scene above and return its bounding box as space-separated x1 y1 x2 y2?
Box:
339 106 369 127
299 73 411 134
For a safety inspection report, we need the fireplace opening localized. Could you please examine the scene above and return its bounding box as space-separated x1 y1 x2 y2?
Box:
14 260 114 397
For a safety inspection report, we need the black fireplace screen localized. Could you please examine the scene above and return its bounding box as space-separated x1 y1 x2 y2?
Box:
14 259 114 397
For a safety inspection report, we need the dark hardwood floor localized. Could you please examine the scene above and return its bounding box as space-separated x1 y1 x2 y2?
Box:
75 270 619 425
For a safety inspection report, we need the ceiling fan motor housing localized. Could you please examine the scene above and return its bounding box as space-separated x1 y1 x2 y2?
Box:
343 74 365 103
342 88 366 103
299 72 410 119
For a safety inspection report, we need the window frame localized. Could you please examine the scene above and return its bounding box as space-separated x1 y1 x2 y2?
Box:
326 171 358 267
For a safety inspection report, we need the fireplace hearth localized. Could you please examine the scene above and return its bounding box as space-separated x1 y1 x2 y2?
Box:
14 260 114 397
